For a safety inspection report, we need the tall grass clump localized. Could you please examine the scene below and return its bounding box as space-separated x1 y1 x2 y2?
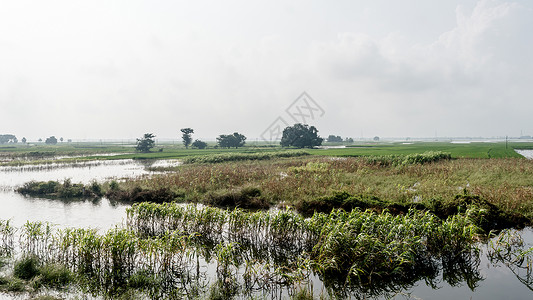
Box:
0 220 15 256
365 151 451 166
182 150 309 164
16 179 104 199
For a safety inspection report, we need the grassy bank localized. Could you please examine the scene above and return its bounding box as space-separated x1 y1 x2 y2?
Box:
16 152 533 228
103 154 533 226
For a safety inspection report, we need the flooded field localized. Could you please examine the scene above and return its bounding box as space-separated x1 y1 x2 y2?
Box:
0 155 532 299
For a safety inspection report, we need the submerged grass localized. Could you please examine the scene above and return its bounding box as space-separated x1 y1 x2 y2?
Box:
0 203 485 299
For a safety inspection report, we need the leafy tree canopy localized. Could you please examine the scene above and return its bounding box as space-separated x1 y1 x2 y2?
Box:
217 132 246 148
136 133 156 153
280 123 323 148
0 134 17 144
45 136 58 145
327 135 343 143
192 139 208 149
180 128 194 149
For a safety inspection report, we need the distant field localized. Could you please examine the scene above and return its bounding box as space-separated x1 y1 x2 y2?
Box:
308 141 532 158
1 141 532 164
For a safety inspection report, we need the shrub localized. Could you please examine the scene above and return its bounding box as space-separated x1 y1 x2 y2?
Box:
14 256 40 280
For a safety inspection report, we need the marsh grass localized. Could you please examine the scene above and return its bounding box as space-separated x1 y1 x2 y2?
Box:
181 150 310 164
17 179 104 199
109 155 533 225
0 202 485 299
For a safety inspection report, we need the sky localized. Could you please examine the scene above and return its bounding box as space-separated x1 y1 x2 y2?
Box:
1 0 532 141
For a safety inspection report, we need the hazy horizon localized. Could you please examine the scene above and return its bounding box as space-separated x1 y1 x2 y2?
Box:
2 0 532 141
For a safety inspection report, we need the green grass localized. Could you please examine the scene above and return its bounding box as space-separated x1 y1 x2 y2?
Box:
2 141 532 167
308 141 530 158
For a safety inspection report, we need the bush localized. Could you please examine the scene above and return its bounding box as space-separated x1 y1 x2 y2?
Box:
14 256 40 280
38 263 73 287
205 186 269 209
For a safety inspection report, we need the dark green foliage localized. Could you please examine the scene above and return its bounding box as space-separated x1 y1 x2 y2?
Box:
206 186 269 209
430 191 528 231
45 136 58 145
183 150 309 164
365 151 451 166
16 180 103 199
135 133 156 153
281 123 323 148
109 180 120 191
181 128 194 149
0 134 17 144
38 263 73 288
216 132 246 148
192 139 208 149
327 135 343 143
14 256 40 280
296 192 383 215
106 186 175 203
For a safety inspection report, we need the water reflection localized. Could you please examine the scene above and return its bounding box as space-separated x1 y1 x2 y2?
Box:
0 159 179 229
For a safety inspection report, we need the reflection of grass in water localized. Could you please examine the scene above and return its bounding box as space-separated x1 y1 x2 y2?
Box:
0 204 485 299
488 229 533 291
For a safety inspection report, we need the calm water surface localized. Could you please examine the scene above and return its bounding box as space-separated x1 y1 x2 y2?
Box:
0 159 179 229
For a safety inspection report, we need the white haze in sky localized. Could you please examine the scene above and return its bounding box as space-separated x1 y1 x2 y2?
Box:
1 0 532 141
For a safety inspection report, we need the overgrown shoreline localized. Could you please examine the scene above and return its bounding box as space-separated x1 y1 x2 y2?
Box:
15 151 533 229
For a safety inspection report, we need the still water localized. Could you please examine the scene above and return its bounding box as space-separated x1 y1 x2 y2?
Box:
0 159 179 228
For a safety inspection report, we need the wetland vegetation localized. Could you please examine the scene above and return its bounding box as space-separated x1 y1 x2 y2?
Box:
1 140 533 298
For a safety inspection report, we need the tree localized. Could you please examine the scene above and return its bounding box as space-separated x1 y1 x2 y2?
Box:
21 137 27 144
373 136 380 142
180 128 194 149
45 136 58 145
327 135 343 143
38 138 42 142
136 133 156 153
60 137 64 143
280 123 323 148
0 134 17 144
217 132 246 148
345 137 354 143
192 139 208 149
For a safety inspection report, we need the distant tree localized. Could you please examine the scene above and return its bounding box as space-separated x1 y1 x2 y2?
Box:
60 137 64 143
0 134 17 144
217 132 246 148
136 133 156 153
373 136 380 142
38 138 42 142
45 136 58 145
192 139 208 149
180 128 194 149
327 135 343 143
280 124 323 148
345 137 354 143
67 139 72 143
21 137 27 144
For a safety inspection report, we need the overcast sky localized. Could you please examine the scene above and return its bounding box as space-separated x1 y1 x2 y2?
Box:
1 0 532 141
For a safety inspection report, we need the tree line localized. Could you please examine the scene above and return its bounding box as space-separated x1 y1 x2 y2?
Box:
135 123 328 153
